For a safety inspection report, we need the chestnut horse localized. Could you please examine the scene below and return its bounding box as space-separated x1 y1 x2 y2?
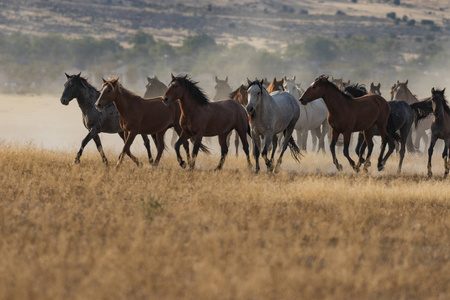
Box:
163 75 251 171
300 75 391 172
266 77 284 94
95 78 193 168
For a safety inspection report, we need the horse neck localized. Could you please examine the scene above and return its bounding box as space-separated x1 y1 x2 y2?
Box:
254 91 276 120
76 84 100 114
112 86 135 116
320 86 348 116
179 92 204 117
433 99 449 122
398 87 418 104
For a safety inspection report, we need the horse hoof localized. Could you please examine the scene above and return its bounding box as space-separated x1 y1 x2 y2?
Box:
104 160 109 167
337 164 343 172
74 158 80 164
149 158 154 164
428 172 433 178
214 167 222 172
139 162 143 168
378 165 385 172
353 166 360 173
180 161 187 169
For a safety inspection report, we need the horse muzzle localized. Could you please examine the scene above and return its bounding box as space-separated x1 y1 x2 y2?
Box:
299 97 308 106
60 98 70 106
246 105 255 116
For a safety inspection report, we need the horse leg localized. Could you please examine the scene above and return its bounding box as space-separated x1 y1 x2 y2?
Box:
329 129 342 171
397 126 410 174
171 129 178 148
444 140 450 177
174 131 189 169
406 129 416 153
92 134 108 166
123 131 141 167
141 134 154 164
189 133 204 171
215 132 230 171
270 135 278 165
252 132 261 173
377 125 388 172
360 129 374 172
355 132 364 158
381 135 396 171
261 132 275 172
313 127 321 153
234 131 240 156
153 129 167 167
342 132 357 172
427 135 438 177
75 129 98 164
301 129 308 152
236 126 252 169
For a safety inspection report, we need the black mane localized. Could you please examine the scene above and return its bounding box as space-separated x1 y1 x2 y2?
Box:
316 75 355 101
173 76 210 105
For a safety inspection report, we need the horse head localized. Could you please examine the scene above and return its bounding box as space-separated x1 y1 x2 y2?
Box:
370 82 382 96
246 78 266 115
60 72 86 105
300 75 329 105
213 76 232 101
95 77 119 111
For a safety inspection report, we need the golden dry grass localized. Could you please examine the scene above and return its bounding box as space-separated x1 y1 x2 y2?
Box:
0 143 449 300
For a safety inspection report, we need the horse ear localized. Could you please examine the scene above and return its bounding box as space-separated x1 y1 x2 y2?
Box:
225 76 228 83
215 76 218 83
293 76 296 82
171 73 175 80
65 73 70 79
377 83 381 88
283 76 287 81
397 80 399 84
147 76 151 82
431 87 435 93
102 78 107 84
247 78 252 86
443 88 446 94
405 79 408 85
272 77 276 83
260 79 264 86
76 72 81 77
370 82 374 89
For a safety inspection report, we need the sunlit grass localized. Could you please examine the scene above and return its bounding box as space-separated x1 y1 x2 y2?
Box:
0 144 448 299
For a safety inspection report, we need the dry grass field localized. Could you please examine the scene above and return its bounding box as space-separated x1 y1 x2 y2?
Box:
0 143 449 300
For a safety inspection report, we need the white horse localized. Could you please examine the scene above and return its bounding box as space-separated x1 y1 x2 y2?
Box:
246 79 301 172
283 76 329 152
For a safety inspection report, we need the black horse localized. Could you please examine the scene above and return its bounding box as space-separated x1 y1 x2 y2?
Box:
60 73 155 165
345 84 413 173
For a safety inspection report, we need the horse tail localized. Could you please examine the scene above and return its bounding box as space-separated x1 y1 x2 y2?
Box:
410 100 433 128
386 115 401 142
288 136 302 163
188 137 210 154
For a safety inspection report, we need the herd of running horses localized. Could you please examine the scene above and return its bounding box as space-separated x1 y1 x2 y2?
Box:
59 72 450 177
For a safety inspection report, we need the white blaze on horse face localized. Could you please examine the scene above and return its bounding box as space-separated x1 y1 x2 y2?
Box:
247 84 262 111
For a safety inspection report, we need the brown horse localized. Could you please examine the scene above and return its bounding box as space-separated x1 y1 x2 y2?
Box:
300 75 391 172
163 74 251 171
411 88 450 177
391 80 432 153
213 76 232 101
95 78 192 168
266 77 284 93
229 84 249 155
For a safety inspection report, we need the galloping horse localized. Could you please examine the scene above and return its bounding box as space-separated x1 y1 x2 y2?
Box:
95 78 194 167
163 74 251 171
213 76 232 101
391 80 432 152
300 75 391 172
144 76 167 98
266 77 284 94
283 76 329 153
411 88 450 177
60 73 154 165
246 79 301 172
346 86 413 173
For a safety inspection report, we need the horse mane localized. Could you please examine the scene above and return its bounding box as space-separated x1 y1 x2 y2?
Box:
174 76 210 105
345 84 367 97
434 89 450 115
108 78 141 98
317 75 354 101
73 75 96 91
410 100 433 127
230 84 246 99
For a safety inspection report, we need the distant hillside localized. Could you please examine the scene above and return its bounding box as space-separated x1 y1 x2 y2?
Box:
1 0 449 51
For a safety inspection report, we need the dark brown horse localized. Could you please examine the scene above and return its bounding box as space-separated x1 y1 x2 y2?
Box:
370 82 381 96
163 74 251 171
266 77 284 94
411 88 450 177
300 75 391 172
95 78 192 168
